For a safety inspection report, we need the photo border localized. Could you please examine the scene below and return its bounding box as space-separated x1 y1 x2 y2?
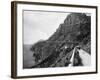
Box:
11 1 98 79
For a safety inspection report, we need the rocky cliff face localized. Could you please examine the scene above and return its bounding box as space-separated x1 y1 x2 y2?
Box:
30 13 91 68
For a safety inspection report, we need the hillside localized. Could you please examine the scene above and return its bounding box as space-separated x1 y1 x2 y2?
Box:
30 13 91 68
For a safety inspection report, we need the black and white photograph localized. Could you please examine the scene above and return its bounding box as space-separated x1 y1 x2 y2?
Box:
23 11 91 69
11 1 97 78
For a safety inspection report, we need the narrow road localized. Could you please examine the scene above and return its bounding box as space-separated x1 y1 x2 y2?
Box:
77 49 91 66
68 47 91 67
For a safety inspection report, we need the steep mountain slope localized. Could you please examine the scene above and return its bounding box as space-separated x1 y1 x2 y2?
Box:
30 13 91 68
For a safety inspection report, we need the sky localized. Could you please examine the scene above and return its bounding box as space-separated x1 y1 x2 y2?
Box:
23 10 69 45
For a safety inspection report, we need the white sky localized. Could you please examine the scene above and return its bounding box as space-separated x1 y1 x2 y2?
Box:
23 10 69 44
